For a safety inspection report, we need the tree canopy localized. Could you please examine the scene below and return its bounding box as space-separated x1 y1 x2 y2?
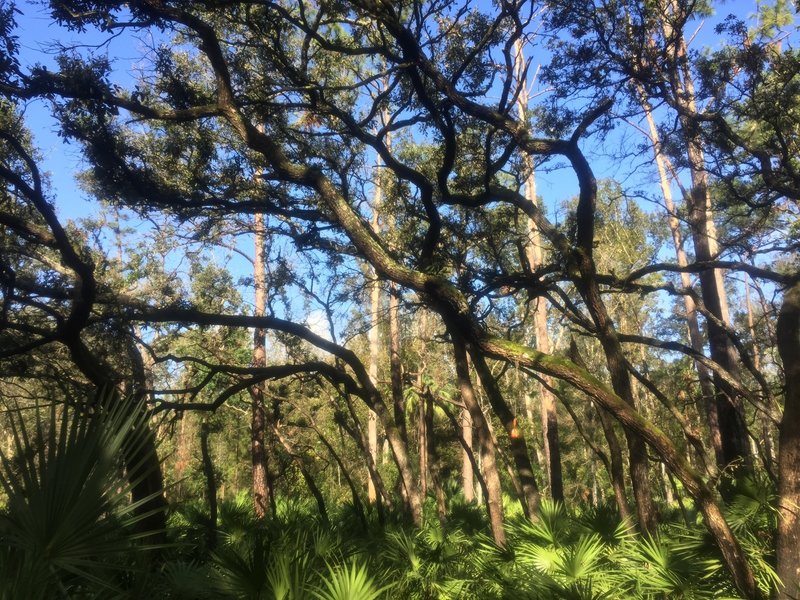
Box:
0 1 798 598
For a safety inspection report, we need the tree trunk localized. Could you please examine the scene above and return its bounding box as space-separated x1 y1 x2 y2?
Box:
569 165 657 533
250 211 271 519
311 423 368 530
453 337 506 546
389 283 407 446
639 90 722 470
659 9 751 474
515 37 564 504
339 393 392 518
272 423 329 526
465 338 541 519
461 405 475 502
200 417 217 550
418 368 429 498
597 405 634 521
367 270 380 505
422 388 447 524
367 139 385 505
565 340 632 520
776 283 800 600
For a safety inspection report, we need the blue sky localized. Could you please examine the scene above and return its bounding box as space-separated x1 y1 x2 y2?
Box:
10 0 770 233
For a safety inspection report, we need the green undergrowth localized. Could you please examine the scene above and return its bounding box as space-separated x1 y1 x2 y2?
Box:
0 392 778 598
152 489 777 600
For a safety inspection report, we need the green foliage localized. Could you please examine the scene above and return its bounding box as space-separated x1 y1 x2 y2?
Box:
312 561 387 600
0 387 164 597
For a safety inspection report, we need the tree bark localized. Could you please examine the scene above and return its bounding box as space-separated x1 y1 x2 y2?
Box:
461 405 475 502
453 337 506 546
250 211 271 519
389 283 407 445
639 90 722 470
776 283 800 600
465 339 541 519
199 417 217 550
571 194 657 533
660 8 751 474
514 37 564 503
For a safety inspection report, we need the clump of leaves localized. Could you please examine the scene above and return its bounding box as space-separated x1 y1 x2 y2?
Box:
0 387 164 597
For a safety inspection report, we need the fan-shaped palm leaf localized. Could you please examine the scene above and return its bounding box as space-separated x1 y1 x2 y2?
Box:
0 387 165 595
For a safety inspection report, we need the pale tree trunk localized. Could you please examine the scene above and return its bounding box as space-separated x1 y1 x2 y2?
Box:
418 368 429 498
461 406 475 502
453 337 506 546
250 211 271 519
467 339 541 519
367 150 384 505
776 283 800 600
514 38 564 503
639 91 722 470
367 272 380 505
659 4 751 474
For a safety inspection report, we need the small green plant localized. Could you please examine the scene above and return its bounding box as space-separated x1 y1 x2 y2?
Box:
0 387 165 597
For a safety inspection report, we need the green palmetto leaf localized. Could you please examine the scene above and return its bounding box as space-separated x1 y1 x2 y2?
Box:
519 500 573 547
558 535 607 582
312 560 388 600
161 560 219 599
0 387 165 596
625 533 737 599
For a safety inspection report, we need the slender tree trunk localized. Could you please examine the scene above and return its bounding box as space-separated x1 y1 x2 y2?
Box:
684 126 751 474
200 417 217 550
272 423 329 526
250 212 271 519
568 336 638 527
639 91 722 469
461 406 475 502
418 385 428 498
515 38 564 504
389 284 407 442
659 9 751 474
339 393 392 517
422 388 447 524
437 396 486 501
367 137 387 505
597 406 634 521
466 339 541 519
776 283 800 600
453 337 506 546
569 168 657 532
367 278 380 506
746 273 776 472
311 423 368 530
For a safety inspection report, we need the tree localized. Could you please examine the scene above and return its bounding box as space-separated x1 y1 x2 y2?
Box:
4 2 798 596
